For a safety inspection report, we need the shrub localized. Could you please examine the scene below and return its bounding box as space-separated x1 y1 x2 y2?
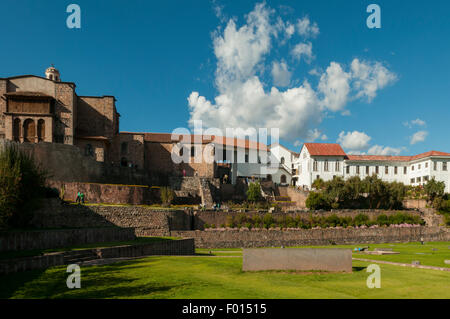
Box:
262 213 274 229
246 182 263 202
226 215 236 228
354 213 370 226
305 192 331 210
0 144 47 228
160 187 175 206
376 214 389 226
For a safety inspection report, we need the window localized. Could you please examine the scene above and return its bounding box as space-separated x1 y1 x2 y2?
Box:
324 160 329 172
425 162 428 168
385 166 389 174
245 154 249 163
281 175 287 184
346 166 350 174
375 166 379 174
179 146 184 157
313 160 318 172
411 178 415 184
394 166 398 175
335 161 340 172
424 176 429 182
404 166 407 174
417 177 422 183
412 165 414 171
85 144 94 157
418 164 421 170
444 162 448 171
191 146 195 157
434 162 437 171
356 166 360 174
280 157 285 165
222 149 227 161
366 166 370 175
121 142 128 155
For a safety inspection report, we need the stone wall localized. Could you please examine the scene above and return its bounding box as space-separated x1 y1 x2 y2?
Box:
0 239 195 275
170 227 450 248
0 140 148 185
403 199 428 209
243 248 352 272
0 227 136 252
192 209 423 229
31 199 191 236
48 181 157 205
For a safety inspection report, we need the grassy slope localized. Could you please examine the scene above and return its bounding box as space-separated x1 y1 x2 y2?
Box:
1 255 449 299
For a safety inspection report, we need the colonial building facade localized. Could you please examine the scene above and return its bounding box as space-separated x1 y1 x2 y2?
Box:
293 143 450 193
1 68 449 191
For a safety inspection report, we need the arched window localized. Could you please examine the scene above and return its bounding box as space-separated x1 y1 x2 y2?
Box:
37 119 45 142
267 174 272 182
281 174 287 184
280 157 285 165
23 119 35 143
13 118 21 142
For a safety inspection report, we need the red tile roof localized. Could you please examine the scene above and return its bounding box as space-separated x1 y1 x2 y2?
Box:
120 132 267 151
346 155 410 162
304 143 347 156
347 151 450 162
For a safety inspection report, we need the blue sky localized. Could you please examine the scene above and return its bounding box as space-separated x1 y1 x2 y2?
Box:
1 0 449 155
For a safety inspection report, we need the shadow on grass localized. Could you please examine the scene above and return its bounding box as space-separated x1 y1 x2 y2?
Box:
352 266 367 272
0 257 166 299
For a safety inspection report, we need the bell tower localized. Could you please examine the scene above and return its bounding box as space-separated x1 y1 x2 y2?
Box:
45 65 61 82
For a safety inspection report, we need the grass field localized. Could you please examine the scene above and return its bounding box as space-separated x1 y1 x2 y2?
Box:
1 241 449 299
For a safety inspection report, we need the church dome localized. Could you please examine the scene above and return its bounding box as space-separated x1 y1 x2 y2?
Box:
45 65 61 82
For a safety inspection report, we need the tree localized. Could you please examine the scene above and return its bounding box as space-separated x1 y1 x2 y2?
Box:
424 178 445 204
246 182 263 202
312 177 326 190
305 192 331 210
0 144 46 228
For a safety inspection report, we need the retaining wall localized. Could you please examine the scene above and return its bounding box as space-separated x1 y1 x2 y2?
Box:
0 227 136 252
170 227 450 248
0 239 195 275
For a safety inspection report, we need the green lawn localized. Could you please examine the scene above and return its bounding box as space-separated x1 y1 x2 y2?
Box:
197 242 450 267
1 244 449 299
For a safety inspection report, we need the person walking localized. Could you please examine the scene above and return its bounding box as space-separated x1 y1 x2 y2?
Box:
76 191 81 204
80 192 85 204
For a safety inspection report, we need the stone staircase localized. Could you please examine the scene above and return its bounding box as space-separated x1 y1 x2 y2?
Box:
199 178 214 208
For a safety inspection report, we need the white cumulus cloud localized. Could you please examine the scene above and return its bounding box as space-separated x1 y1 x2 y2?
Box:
271 61 291 87
291 42 314 63
187 2 397 142
337 131 372 151
367 145 403 156
296 16 319 38
410 131 428 145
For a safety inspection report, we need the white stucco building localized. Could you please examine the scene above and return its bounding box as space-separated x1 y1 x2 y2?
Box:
292 143 450 193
